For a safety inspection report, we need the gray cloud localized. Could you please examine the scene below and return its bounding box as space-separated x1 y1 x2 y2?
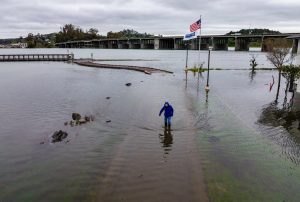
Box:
0 0 299 38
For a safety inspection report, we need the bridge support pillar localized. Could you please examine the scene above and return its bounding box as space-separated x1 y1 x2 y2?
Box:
213 38 228 50
140 39 145 49
117 41 129 49
292 39 299 54
190 40 197 50
141 39 154 49
235 37 250 51
174 38 186 50
128 41 134 49
200 38 209 50
298 39 300 54
154 38 160 50
128 40 141 49
108 42 113 49
159 38 174 49
99 41 108 49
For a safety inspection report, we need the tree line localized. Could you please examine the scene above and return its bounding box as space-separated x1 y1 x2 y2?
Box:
226 28 281 36
1 26 284 48
226 28 282 47
20 24 154 48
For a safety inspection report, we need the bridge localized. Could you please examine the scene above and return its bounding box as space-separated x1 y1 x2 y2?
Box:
55 33 300 54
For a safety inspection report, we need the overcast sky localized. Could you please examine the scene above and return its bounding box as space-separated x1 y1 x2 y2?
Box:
0 0 300 38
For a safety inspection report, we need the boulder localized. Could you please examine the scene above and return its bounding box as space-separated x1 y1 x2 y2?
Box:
72 113 81 121
52 130 68 143
125 83 132 86
90 115 95 121
79 119 87 124
84 116 91 122
69 120 75 127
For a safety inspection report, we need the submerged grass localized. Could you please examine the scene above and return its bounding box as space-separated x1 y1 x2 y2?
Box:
192 93 300 202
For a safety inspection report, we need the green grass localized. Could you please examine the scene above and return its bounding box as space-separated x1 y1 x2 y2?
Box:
186 67 206 73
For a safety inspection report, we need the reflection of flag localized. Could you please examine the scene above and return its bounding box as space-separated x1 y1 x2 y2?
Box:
190 19 201 32
183 32 197 41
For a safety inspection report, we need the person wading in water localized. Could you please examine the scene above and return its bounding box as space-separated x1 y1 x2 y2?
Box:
159 102 174 129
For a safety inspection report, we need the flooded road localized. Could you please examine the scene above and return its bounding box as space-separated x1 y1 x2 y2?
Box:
0 49 300 201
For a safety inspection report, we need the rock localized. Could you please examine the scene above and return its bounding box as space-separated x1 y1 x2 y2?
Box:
52 130 68 143
84 116 91 122
90 115 95 121
106 120 112 123
64 122 68 126
72 113 81 121
40 141 45 145
125 83 132 86
79 118 87 124
106 97 111 99
70 120 75 127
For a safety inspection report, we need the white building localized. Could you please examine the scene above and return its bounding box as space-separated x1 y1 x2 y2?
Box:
10 42 28 48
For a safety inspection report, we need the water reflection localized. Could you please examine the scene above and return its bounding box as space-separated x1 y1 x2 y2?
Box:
159 129 173 154
205 90 209 104
249 70 256 83
184 69 203 95
258 88 300 164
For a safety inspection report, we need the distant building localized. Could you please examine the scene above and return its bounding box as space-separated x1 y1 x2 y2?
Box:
10 42 28 48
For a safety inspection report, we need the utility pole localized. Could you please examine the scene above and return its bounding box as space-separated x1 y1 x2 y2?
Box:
185 42 189 69
205 46 212 91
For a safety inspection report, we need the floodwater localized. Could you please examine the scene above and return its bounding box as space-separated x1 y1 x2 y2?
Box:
0 48 300 202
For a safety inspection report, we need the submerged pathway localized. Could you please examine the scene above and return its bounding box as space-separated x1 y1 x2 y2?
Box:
94 74 208 202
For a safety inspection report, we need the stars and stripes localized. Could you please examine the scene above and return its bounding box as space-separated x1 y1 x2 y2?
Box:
190 19 201 32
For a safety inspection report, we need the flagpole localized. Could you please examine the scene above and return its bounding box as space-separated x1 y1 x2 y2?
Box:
198 15 202 68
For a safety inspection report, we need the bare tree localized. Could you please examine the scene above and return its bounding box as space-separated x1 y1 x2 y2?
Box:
250 54 258 72
266 38 293 102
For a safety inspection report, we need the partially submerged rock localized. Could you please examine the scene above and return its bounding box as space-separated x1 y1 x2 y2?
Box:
72 113 81 121
84 116 91 122
125 83 132 86
67 114 94 126
52 130 68 143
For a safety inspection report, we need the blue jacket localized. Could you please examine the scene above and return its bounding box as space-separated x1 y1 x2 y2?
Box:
159 102 174 117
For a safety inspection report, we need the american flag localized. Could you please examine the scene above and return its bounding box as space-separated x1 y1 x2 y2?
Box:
190 19 201 32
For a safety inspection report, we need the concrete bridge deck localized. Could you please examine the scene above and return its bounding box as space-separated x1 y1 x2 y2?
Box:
55 33 300 54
